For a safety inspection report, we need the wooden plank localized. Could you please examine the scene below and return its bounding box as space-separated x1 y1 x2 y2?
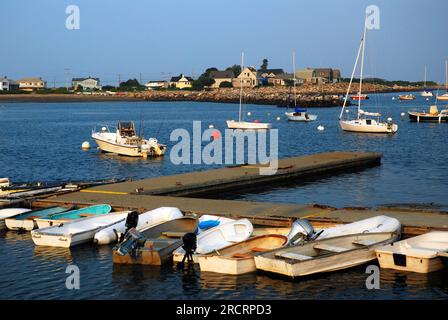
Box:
313 243 347 253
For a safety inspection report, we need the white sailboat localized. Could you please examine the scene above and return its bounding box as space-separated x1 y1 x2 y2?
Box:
421 66 433 97
285 51 317 122
437 60 448 101
339 18 398 134
227 52 271 130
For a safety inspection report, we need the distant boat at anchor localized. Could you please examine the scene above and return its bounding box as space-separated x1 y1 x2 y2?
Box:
398 94 416 101
92 121 166 157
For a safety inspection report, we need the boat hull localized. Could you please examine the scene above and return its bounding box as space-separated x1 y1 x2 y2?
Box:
408 111 448 123
339 119 398 134
113 239 181 265
375 231 448 273
226 120 271 130
0 208 31 230
375 251 444 273
92 134 166 157
285 112 317 122
5 206 71 231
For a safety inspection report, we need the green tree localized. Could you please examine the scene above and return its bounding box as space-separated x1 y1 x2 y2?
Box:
219 81 233 88
192 69 216 90
226 65 241 77
260 58 268 71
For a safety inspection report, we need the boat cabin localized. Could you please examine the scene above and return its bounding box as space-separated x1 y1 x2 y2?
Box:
118 122 137 138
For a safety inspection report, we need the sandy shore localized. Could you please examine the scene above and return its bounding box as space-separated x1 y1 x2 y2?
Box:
0 83 431 106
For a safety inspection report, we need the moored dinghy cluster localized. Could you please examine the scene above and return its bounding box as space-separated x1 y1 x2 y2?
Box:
2 205 448 280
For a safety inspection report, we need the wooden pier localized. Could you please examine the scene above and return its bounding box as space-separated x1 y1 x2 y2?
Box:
30 151 448 237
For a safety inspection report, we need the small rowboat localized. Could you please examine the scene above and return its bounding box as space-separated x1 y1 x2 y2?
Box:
5 206 73 231
254 232 398 278
375 231 448 273
172 218 253 263
113 216 198 266
35 204 112 228
31 211 131 248
398 94 416 100
94 207 183 245
351 94 369 100
0 208 32 230
198 234 287 275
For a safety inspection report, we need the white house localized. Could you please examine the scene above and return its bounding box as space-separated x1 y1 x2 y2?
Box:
72 77 102 90
0 76 19 91
17 77 46 90
144 80 168 90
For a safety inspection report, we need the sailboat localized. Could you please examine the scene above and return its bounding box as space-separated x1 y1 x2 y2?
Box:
437 60 448 101
339 17 398 134
226 52 272 130
421 66 433 97
285 51 317 122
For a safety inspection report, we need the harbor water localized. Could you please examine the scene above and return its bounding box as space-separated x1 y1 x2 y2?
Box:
1 92 447 299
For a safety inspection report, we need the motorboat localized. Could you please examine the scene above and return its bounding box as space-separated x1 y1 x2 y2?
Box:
399 94 416 101
408 105 448 123
94 207 183 245
285 108 317 122
351 94 369 100
92 121 166 157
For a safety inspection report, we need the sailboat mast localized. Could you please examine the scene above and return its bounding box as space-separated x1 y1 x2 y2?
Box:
424 66 427 89
445 60 447 91
339 33 363 120
357 21 367 119
293 51 297 108
239 52 244 122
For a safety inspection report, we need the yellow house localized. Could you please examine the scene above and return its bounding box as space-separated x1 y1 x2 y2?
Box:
232 67 257 88
170 74 193 89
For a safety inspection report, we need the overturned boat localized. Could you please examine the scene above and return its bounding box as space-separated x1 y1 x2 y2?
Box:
92 121 166 158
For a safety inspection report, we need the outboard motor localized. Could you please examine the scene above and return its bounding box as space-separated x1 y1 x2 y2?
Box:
286 219 321 245
181 232 197 265
115 228 146 256
119 211 140 242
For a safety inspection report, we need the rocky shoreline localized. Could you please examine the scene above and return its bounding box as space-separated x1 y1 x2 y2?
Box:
0 83 432 107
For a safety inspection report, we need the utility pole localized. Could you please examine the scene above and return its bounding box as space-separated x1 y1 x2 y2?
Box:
64 68 71 91
139 72 142 84
118 74 121 87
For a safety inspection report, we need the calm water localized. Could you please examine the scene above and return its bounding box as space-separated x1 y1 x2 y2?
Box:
0 92 447 299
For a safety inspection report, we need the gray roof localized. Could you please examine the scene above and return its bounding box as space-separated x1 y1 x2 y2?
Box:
258 68 284 75
209 70 234 79
72 77 100 82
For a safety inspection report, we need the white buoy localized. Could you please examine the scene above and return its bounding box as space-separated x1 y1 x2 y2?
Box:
247 112 251 116
401 112 405 117
276 116 281 121
426 98 429 101
208 124 214 129
387 117 392 122
101 127 107 132
345 109 349 113
317 125 325 131
82 141 90 150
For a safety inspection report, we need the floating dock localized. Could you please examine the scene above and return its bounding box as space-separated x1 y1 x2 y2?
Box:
30 151 448 237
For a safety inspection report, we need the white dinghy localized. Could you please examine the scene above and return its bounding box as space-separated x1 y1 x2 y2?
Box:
94 207 183 245
198 214 235 233
31 211 130 248
375 231 448 273
0 208 31 230
287 215 401 245
172 218 253 263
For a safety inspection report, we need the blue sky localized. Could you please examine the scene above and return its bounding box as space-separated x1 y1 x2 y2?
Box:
1 0 447 86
